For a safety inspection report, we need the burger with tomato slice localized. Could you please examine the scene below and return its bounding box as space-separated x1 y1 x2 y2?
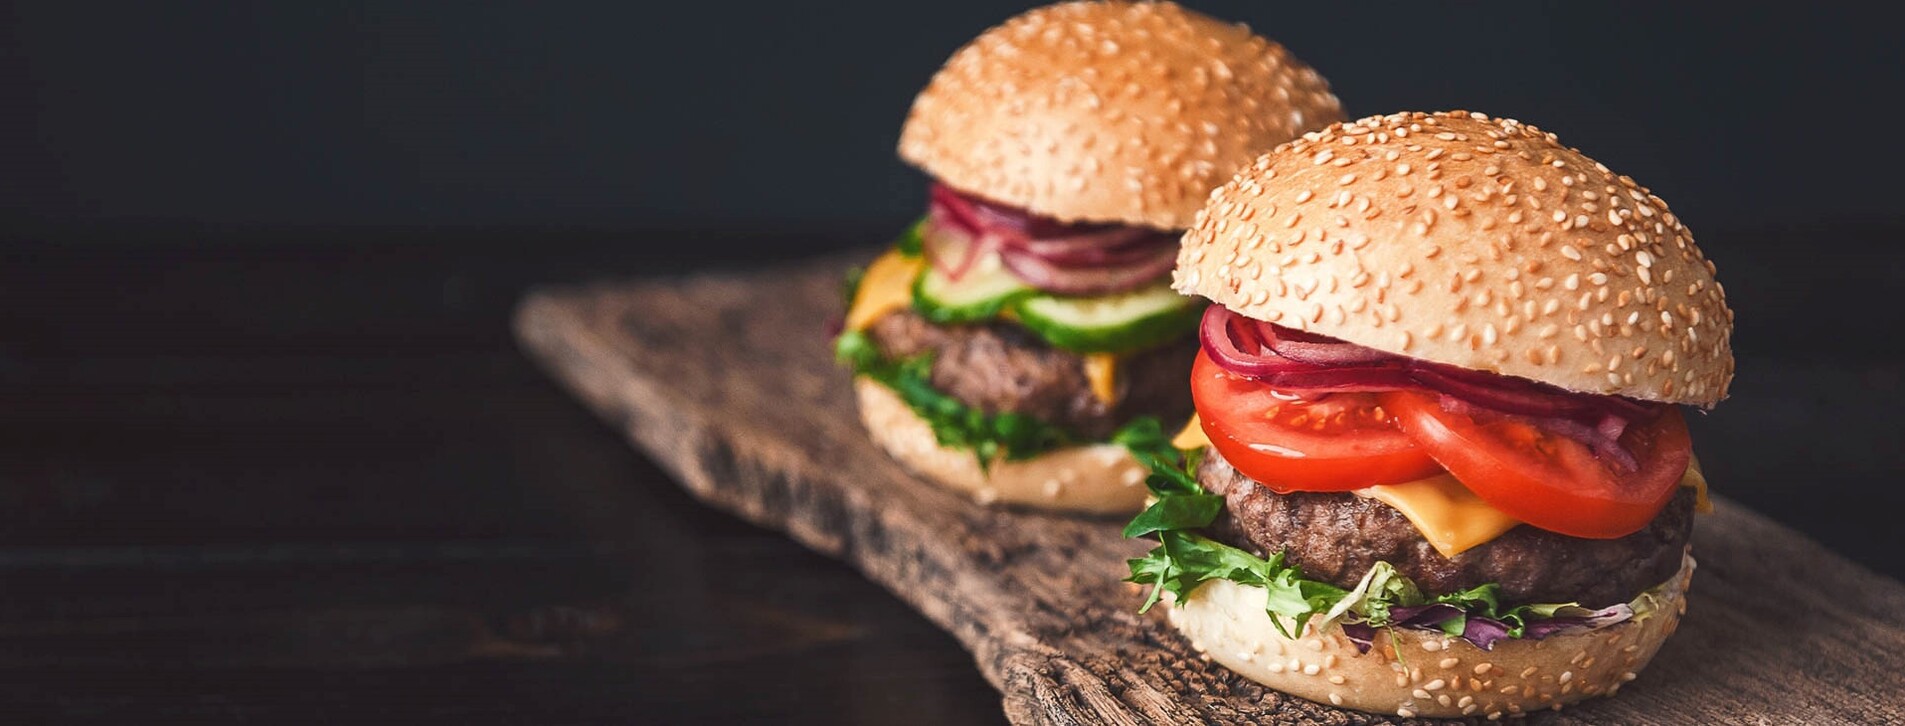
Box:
834 1 1341 513
1120 111 1733 717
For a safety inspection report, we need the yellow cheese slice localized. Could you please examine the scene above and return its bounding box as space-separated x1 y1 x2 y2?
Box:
1684 454 1711 513
1172 413 1211 451
1084 353 1121 406
1357 475 1522 559
844 249 925 332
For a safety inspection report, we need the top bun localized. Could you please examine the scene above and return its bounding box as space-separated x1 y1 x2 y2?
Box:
898 1 1342 230
1176 111 1734 406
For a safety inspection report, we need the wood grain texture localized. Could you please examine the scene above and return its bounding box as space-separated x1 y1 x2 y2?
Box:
514 255 1905 725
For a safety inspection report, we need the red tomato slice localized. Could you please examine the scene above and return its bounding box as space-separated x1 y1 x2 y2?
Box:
1380 390 1691 539
1191 350 1443 492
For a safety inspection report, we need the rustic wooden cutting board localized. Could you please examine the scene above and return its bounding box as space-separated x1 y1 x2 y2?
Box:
514 255 1905 725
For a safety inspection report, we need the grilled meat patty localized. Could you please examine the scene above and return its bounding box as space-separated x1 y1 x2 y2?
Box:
865 310 1194 440
1199 449 1694 607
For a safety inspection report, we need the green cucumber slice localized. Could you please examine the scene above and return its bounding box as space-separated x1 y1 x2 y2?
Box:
912 253 1033 323
1011 283 1202 353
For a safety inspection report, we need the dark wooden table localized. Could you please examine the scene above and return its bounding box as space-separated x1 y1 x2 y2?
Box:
0 222 1897 724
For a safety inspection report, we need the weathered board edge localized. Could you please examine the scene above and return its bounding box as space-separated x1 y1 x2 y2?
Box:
514 292 1126 724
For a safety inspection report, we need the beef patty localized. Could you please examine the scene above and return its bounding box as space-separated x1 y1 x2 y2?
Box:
1199 450 1694 607
865 310 1194 440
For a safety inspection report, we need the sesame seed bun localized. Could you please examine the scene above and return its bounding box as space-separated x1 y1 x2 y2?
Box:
1176 111 1735 406
1166 552 1693 719
853 379 1148 514
899 1 1342 231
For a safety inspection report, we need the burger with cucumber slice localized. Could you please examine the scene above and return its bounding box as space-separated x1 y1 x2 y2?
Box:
834 1 1341 513
1120 111 1733 718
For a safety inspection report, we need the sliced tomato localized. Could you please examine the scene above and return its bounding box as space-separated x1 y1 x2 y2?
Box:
1191 350 1442 492
1380 390 1691 539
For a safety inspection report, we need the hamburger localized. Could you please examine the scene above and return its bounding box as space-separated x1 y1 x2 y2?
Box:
1119 111 1733 717
835 1 1342 513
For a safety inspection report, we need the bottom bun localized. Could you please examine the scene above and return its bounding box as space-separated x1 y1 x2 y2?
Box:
853 378 1148 514
1167 552 1694 719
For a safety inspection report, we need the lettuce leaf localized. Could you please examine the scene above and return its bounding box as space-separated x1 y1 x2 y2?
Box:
1115 420 1350 636
894 220 925 257
836 330 1072 468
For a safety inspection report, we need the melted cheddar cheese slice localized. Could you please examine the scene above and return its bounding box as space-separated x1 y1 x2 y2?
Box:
844 250 925 332
1173 413 1211 450
1084 353 1121 406
1356 475 1521 558
1684 454 1711 513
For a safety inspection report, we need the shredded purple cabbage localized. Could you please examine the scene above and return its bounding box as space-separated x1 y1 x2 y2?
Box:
1386 603 1465 628
1336 602 1636 653
1523 604 1634 639
1459 616 1515 651
1341 622 1378 653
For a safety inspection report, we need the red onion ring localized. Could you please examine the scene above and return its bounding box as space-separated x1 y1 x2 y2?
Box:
1012 229 1167 265
997 243 1177 296
1196 306 1415 391
929 184 993 233
921 211 987 282
1200 303 1278 375
1260 324 1394 366
1531 414 1640 472
925 184 1177 294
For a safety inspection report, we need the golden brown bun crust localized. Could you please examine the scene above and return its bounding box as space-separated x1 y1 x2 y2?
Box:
899 1 1342 230
853 379 1148 514
1167 553 1693 719
1176 111 1734 406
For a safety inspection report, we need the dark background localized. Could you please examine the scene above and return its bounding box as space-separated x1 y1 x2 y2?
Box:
0 2 1899 723
2 2 1902 231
